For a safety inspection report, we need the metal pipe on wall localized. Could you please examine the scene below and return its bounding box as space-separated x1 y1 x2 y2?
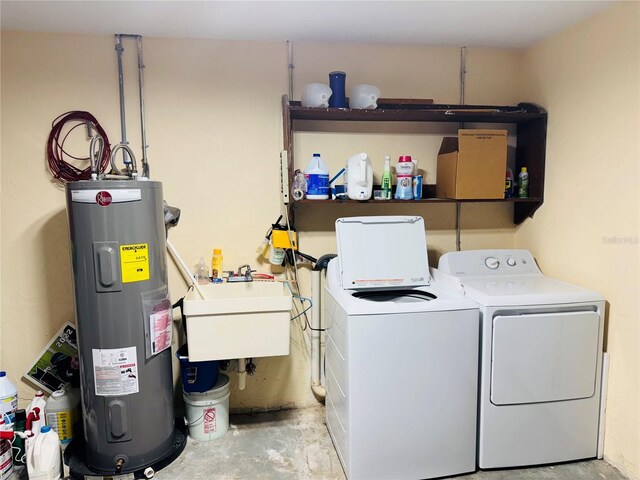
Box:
114 35 130 167
456 46 467 252
287 40 294 100
136 36 150 177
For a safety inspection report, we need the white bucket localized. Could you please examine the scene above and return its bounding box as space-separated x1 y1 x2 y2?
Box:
184 374 230 442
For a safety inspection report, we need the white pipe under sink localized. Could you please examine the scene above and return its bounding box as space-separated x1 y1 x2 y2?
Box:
311 269 325 399
238 358 247 390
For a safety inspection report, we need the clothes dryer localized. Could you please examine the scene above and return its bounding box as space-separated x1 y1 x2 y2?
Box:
324 216 479 480
437 249 605 469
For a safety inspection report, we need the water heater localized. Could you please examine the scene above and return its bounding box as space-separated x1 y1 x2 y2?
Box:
65 180 176 475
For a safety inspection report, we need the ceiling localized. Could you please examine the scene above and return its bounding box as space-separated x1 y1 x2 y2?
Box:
0 1 616 49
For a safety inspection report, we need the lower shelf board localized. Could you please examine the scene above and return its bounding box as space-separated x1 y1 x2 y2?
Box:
293 197 542 205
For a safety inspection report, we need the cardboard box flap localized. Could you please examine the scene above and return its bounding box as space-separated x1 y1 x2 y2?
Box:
438 136 459 155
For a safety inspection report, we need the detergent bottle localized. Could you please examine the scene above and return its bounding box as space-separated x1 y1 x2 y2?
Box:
26 426 63 480
45 386 80 446
395 155 414 200
346 153 373 200
0 371 17 426
304 153 330 200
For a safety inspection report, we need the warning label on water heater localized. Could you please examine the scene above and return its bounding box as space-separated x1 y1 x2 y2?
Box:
120 243 150 283
92 346 139 396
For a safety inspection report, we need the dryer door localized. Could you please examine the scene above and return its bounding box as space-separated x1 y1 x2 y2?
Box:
490 310 599 405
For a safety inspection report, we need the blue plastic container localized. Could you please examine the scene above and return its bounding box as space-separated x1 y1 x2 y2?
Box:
328 71 346 108
176 344 220 393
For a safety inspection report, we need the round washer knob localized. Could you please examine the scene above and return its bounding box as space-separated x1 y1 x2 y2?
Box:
507 257 516 266
485 257 500 269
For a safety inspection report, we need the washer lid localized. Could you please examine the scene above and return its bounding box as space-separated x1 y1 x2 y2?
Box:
336 216 430 290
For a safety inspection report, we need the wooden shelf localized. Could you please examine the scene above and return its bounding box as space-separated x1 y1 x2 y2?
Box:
294 197 542 205
282 95 547 225
288 101 546 124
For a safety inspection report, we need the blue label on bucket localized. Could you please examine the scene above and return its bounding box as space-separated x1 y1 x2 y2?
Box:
306 174 329 196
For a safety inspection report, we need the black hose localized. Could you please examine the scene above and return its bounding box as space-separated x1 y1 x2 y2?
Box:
313 254 337 271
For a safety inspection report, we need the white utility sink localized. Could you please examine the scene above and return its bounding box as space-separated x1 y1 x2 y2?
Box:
182 281 292 361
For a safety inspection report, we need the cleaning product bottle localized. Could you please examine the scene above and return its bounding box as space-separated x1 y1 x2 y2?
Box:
11 409 27 467
518 167 529 198
211 249 223 280
194 258 209 285
381 156 392 200
0 416 13 480
304 153 329 200
395 155 414 200
505 168 514 198
26 426 62 480
45 387 80 446
26 390 47 434
0 372 17 426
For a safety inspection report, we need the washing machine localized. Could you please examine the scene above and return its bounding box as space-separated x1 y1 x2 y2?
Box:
437 249 605 469
323 216 480 480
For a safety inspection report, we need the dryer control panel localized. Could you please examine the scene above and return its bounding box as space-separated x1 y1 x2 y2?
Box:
438 249 541 277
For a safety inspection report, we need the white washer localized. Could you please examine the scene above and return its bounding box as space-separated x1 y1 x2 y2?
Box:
437 249 605 469
324 216 480 480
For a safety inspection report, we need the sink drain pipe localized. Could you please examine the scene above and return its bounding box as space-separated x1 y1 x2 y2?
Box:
311 254 337 400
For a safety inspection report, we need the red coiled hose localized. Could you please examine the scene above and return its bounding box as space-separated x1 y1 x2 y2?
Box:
46 111 111 182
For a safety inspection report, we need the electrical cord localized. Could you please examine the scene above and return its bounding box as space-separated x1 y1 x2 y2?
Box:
47 111 111 182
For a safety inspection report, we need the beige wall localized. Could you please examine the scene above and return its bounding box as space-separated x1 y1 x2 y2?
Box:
518 2 640 477
0 32 520 411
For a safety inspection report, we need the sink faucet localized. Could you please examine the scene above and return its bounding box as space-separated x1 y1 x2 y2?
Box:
237 265 256 281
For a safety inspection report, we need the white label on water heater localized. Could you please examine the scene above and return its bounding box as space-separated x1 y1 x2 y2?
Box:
71 189 142 204
92 346 139 396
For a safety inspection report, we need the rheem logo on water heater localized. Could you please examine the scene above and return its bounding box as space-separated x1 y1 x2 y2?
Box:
95 191 112 207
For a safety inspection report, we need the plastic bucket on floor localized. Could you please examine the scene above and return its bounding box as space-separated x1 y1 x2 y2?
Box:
176 344 219 393
184 374 230 442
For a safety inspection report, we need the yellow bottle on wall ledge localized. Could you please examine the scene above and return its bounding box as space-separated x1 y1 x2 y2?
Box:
211 249 223 279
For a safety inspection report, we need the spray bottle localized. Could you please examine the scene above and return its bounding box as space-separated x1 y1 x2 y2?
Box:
518 167 529 198
381 156 392 200
26 390 47 434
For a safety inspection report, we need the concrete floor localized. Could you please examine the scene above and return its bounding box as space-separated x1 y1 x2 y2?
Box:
156 405 629 480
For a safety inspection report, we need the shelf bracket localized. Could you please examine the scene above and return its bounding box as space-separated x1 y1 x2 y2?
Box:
455 202 462 251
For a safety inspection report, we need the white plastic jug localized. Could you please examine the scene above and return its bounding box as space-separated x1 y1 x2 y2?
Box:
27 390 47 434
27 426 62 480
304 153 330 200
349 84 381 110
346 153 373 200
45 387 80 445
0 371 17 427
301 83 332 108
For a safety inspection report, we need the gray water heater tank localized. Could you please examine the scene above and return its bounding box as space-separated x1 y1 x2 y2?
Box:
65 180 175 473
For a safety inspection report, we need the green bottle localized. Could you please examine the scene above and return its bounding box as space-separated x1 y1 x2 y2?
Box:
518 167 529 198
381 156 392 200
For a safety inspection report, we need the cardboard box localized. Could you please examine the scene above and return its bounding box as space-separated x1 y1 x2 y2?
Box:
436 129 508 199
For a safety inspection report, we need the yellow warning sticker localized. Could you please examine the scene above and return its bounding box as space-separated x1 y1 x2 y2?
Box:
120 244 150 283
